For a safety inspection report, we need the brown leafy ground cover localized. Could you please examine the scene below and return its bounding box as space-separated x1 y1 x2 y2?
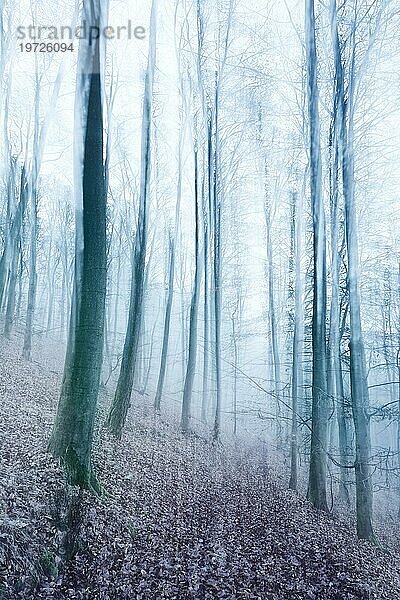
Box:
0 335 400 599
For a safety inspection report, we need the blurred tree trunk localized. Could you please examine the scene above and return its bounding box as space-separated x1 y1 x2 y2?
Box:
332 0 374 540
48 1 107 490
4 166 28 338
305 0 328 511
289 189 304 491
264 163 281 446
201 120 212 423
155 234 175 412
181 147 202 430
107 0 157 437
397 263 400 516
212 81 222 443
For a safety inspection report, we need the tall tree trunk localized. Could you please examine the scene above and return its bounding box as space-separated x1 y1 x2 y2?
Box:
231 289 241 437
111 219 123 360
22 56 41 360
289 190 304 491
306 0 328 511
142 306 159 396
264 163 282 446
16 243 24 324
48 2 107 490
22 185 38 360
155 235 175 412
331 0 373 540
181 147 202 431
107 0 157 438
397 263 400 516
46 239 56 333
0 93 15 307
201 114 215 424
212 84 222 443
327 55 352 504
4 166 28 338
201 169 210 423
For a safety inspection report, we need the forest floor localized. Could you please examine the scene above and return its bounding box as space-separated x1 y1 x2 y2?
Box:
1 334 400 599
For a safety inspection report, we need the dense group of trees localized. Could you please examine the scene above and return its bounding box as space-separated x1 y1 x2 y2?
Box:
0 0 399 545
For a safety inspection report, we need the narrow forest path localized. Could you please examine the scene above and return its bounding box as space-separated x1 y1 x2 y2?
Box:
0 335 400 599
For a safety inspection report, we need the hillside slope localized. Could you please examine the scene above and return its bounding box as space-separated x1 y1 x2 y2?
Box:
0 337 400 599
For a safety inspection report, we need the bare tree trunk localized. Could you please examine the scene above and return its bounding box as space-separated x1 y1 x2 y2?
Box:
134 238 155 395
155 235 175 412
142 306 159 396
327 56 352 504
331 0 373 540
181 147 202 431
306 0 328 511
46 239 58 334
289 190 304 491
264 163 282 446
4 234 19 339
22 56 41 360
4 166 28 338
0 93 16 307
107 0 157 438
111 219 123 359
381 269 396 406
201 156 210 423
60 233 70 338
212 84 222 443
397 263 400 516
22 185 38 360
231 291 241 437
48 1 108 490
16 244 24 325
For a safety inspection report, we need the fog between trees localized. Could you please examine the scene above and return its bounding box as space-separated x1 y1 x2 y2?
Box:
1 0 400 579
